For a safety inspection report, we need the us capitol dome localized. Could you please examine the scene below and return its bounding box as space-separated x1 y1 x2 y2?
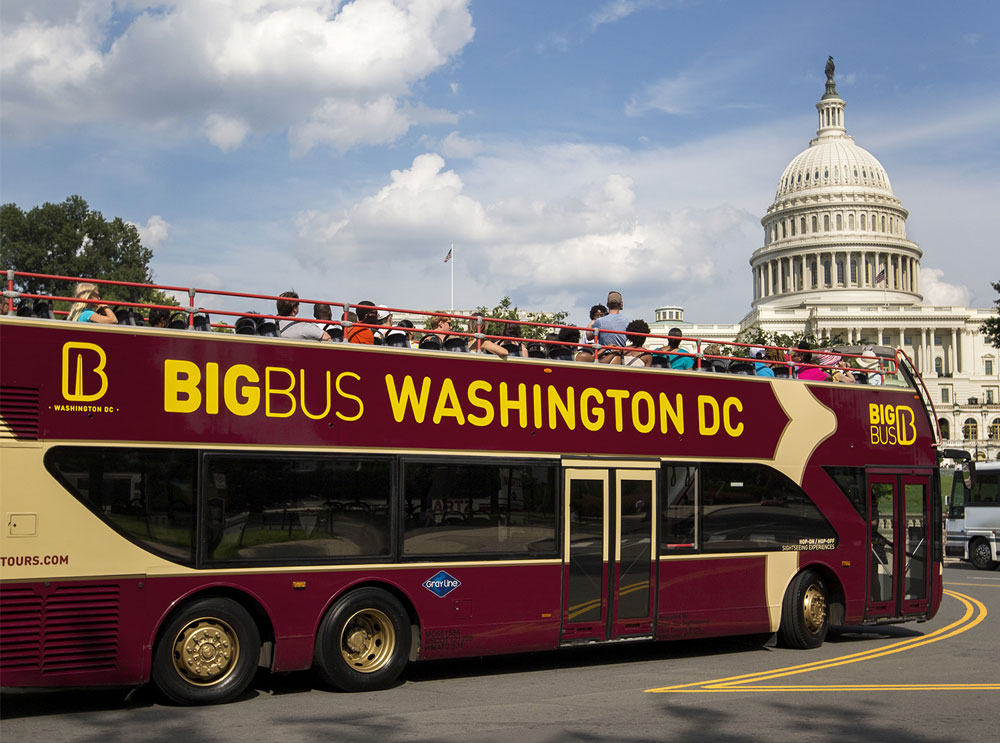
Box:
750 59 922 309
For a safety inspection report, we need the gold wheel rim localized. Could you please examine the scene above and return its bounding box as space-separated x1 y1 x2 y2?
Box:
170 616 240 687
802 583 827 635
340 608 395 673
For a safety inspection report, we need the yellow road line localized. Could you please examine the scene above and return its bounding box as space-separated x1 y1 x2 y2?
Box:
647 590 989 694
945 582 1000 588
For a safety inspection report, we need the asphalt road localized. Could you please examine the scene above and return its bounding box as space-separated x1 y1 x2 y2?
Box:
3 561 998 743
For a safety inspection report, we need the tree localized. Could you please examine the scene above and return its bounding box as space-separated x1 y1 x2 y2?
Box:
474 296 569 340
980 281 1000 349
0 195 177 308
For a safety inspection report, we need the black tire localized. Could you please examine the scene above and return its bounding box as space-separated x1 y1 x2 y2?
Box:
969 539 998 571
314 588 411 692
779 569 829 649
151 597 261 705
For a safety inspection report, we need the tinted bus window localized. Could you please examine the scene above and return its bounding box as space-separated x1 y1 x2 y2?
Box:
661 464 698 551
46 447 197 565
203 454 391 563
402 461 558 557
700 463 837 552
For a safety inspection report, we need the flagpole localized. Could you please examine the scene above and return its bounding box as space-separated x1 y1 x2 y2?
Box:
450 242 454 312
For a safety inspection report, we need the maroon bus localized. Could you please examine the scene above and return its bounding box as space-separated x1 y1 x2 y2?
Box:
0 273 944 704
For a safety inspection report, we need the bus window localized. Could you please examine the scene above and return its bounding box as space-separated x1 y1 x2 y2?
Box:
661 464 697 550
46 447 197 565
824 466 867 521
402 460 558 557
202 454 391 563
699 463 837 552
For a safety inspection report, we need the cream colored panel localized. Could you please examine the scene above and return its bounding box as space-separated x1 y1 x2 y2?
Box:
765 552 800 631
770 382 837 484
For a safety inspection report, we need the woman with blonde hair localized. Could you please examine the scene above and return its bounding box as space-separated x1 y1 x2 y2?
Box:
67 282 117 324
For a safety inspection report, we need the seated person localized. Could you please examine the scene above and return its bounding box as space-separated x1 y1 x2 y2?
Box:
346 301 377 344
657 327 694 370
857 349 884 385
67 283 118 324
702 343 729 372
750 346 779 377
275 290 331 341
558 326 593 362
148 307 171 328
791 341 827 381
502 322 528 357
467 312 508 358
623 320 652 367
592 291 629 364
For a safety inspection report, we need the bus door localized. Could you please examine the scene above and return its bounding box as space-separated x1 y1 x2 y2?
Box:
866 471 932 619
561 465 657 643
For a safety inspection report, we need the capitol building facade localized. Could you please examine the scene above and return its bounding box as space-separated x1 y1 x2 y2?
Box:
650 62 999 461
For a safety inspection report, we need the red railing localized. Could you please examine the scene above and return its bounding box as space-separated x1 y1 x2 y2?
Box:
3 268 903 380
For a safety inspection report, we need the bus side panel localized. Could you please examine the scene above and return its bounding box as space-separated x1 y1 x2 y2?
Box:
0 579 147 688
655 556 770 640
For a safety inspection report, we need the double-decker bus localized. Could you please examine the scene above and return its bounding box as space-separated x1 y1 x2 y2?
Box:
946 462 999 570
1 273 946 704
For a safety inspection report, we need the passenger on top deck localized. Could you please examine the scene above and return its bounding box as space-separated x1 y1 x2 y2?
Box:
592 291 629 364
585 303 608 345
791 341 827 381
659 327 694 370
558 326 592 363
467 312 509 358
346 301 377 344
67 283 118 324
503 322 528 357
623 319 652 367
751 346 776 377
857 349 884 385
148 307 171 328
276 290 331 341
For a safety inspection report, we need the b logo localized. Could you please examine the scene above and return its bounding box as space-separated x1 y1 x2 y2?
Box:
61 342 109 402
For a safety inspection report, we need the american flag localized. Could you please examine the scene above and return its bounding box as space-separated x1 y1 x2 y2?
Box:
443 247 452 263
874 267 886 284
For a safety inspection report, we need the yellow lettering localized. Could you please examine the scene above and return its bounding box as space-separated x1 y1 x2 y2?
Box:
205 362 219 415
698 395 720 436
433 378 465 425
164 359 202 413
547 386 576 430
335 372 363 422
385 374 431 423
300 369 332 420
532 384 543 429
62 342 109 402
224 364 259 416
467 380 495 427
499 382 528 428
897 406 917 446
580 388 605 431
871 426 880 445
266 367 297 418
659 393 684 434
723 396 744 437
606 389 629 433
632 391 655 434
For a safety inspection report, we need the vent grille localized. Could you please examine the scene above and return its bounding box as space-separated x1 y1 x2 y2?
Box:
0 385 40 440
0 584 120 675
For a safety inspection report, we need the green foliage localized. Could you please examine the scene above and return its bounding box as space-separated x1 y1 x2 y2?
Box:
474 296 569 340
0 195 178 310
980 281 1000 349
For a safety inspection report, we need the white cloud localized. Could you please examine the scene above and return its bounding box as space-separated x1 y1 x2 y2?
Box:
920 267 971 307
133 215 171 249
0 0 475 152
203 114 250 151
439 130 482 158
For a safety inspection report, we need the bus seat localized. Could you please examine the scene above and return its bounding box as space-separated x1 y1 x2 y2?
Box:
16 299 33 317
501 342 522 356
326 324 344 342
650 353 670 369
418 334 443 351
32 299 55 319
526 343 546 358
384 330 409 348
773 366 790 378
729 361 754 375
168 312 187 330
444 336 468 352
115 308 137 325
256 319 278 337
192 314 210 331
235 315 257 335
547 345 573 361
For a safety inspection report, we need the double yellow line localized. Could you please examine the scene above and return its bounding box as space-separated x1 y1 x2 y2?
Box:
647 590 996 693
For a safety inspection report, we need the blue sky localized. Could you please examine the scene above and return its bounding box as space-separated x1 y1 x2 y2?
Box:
2 0 997 324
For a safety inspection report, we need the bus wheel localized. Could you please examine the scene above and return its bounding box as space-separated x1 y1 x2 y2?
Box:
969 539 998 570
152 597 261 705
314 588 411 692
779 569 828 649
